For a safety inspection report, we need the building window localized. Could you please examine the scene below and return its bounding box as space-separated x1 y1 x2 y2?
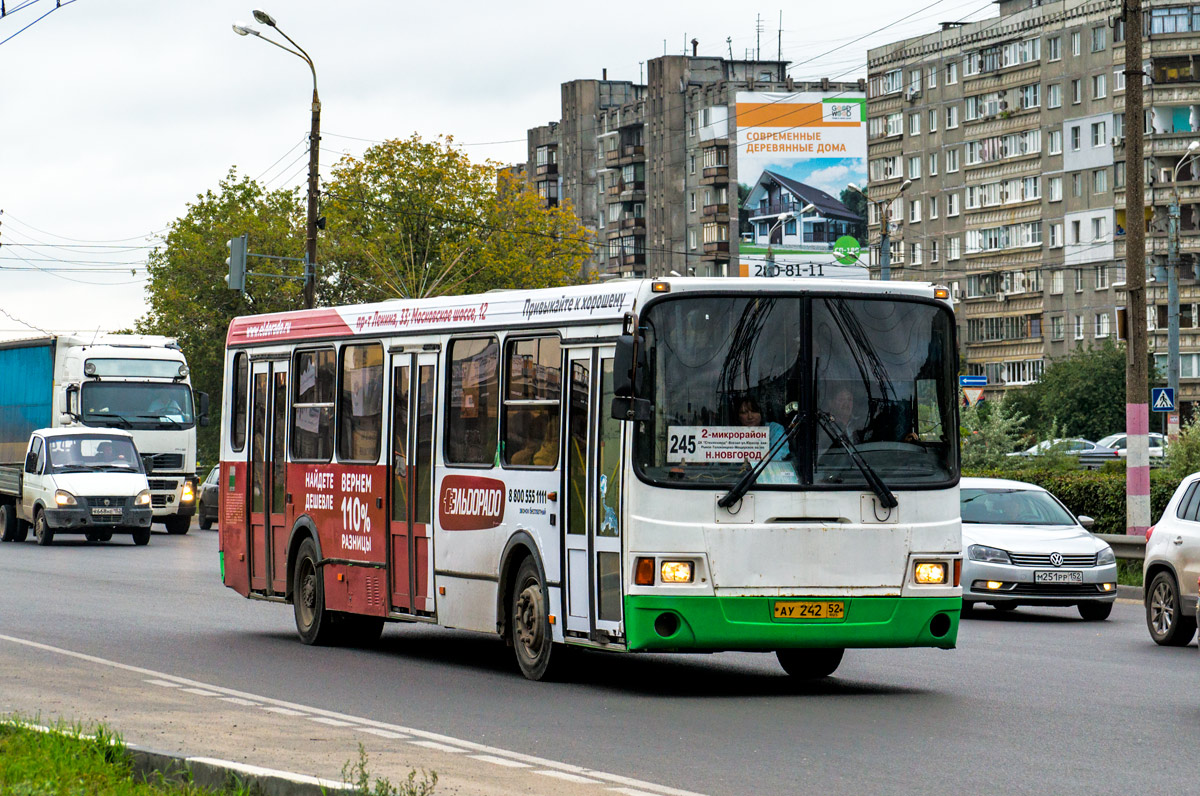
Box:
1049 176 1063 201
1050 222 1064 248
910 242 922 265
946 61 958 84
1071 79 1082 104
1092 26 1106 52
1092 216 1107 240
1051 270 1064 294
948 237 961 260
909 113 921 136
1051 316 1065 340
1095 313 1111 338
1072 31 1081 57
1093 168 1108 194
502 336 561 468
1049 129 1063 154
929 153 938 176
1092 73 1107 99
946 105 959 129
689 192 696 212
689 153 696 174
291 348 335 462
1048 84 1062 108
886 112 903 137
929 196 939 219
688 229 697 249
1020 84 1041 109
928 109 938 132
1091 121 1107 146
1048 36 1061 61
947 192 960 216
909 198 921 223
1071 126 1081 151
928 65 938 88
1072 172 1083 197
1074 267 1084 291
446 337 500 466
931 239 939 262
1095 264 1110 289
946 148 960 172
1075 314 1084 340
908 156 921 179
337 343 384 463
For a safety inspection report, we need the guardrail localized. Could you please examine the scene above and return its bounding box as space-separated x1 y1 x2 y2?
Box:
1094 533 1146 561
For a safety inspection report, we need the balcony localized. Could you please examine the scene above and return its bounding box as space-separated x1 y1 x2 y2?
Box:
700 137 729 149
619 216 646 231
606 181 646 202
606 218 647 238
702 203 730 221
748 202 804 222
534 162 558 177
701 165 729 186
702 241 731 260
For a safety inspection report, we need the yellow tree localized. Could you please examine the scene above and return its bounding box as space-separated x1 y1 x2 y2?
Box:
322 134 592 303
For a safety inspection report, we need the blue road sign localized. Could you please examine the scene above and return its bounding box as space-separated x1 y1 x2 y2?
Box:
960 375 987 387
1152 387 1176 412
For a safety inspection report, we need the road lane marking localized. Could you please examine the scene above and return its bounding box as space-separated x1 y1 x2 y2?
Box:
410 740 469 753
187 757 351 791
308 717 356 727
537 770 604 784
353 727 409 740
145 679 181 688
220 697 262 707
181 688 221 697
470 754 532 768
0 633 709 796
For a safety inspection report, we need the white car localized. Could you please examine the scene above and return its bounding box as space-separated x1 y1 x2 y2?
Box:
960 477 1117 620
1143 471 1200 645
1096 432 1167 459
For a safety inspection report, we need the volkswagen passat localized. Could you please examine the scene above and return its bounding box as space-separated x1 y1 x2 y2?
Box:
961 477 1117 620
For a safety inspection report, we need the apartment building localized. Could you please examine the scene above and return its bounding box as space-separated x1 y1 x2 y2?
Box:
866 0 1200 414
525 55 864 278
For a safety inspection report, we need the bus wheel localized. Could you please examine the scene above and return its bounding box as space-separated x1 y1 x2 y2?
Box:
294 538 338 645
512 557 557 680
776 648 844 679
34 511 54 547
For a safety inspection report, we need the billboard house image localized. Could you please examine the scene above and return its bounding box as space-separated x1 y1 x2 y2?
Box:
735 92 868 278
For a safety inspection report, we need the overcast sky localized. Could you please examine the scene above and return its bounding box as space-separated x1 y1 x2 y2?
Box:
0 0 998 337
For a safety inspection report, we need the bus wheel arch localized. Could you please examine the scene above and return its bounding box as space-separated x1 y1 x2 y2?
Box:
285 515 322 604
496 531 544 644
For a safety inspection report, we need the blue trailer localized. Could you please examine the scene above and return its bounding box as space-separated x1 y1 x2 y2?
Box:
0 338 56 465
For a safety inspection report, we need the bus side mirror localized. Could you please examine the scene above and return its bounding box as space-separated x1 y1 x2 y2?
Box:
195 391 210 427
63 384 80 421
612 333 652 421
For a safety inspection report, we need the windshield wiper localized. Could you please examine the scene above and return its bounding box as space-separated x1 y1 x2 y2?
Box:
816 411 898 510
136 414 183 428
718 405 805 509
83 413 132 429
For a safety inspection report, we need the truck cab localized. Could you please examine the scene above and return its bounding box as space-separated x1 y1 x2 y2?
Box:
0 429 154 546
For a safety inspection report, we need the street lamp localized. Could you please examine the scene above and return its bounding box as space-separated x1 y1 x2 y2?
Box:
1165 140 1200 437
233 10 321 310
763 203 816 273
849 179 911 281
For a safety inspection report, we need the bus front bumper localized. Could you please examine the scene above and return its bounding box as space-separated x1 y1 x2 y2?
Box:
624 594 960 652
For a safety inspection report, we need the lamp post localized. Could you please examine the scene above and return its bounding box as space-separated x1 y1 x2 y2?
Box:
1167 139 1200 438
849 179 911 281
233 10 320 310
763 202 815 275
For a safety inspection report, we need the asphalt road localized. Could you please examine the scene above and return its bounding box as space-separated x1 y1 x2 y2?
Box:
0 526 1196 796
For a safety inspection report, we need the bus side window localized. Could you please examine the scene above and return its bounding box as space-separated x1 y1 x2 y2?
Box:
292 348 336 461
445 337 500 466
231 351 248 452
503 336 561 468
337 343 384 462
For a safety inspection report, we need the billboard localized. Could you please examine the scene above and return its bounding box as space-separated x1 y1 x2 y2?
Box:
734 92 868 277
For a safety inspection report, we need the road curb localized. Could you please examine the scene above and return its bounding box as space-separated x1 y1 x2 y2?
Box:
1117 584 1141 602
126 745 353 795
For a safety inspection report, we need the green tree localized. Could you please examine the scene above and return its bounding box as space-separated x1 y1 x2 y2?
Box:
838 186 867 243
137 169 305 464
960 397 1028 470
321 134 592 302
1004 339 1153 443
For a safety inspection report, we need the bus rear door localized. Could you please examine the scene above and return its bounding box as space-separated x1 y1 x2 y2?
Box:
563 346 623 644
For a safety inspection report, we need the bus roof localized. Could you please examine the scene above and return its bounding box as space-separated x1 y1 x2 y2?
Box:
226 278 945 347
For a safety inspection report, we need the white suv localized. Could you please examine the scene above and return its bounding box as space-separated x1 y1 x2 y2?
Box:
1144 472 1200 645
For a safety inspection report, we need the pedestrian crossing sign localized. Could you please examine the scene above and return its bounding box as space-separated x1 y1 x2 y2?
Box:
1152 387 1176 412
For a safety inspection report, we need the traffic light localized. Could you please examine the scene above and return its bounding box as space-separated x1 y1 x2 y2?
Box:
225 234 247 292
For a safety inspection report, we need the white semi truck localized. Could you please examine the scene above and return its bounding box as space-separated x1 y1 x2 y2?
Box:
0 334 208 534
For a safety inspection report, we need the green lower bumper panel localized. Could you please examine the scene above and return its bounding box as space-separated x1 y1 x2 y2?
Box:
624 594 960 652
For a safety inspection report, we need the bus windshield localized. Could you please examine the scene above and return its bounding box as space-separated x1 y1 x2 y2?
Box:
81 382 195 430
634 294 957 489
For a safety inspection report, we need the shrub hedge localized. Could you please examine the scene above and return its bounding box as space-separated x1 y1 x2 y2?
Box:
963 467 1183 535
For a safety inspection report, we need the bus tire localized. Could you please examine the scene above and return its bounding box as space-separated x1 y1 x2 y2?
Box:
132 528 151 546
776 647 844 679
0 504 15 542
294 538 338 645
163 516 190 535
512 556 558 681
34 511 53 547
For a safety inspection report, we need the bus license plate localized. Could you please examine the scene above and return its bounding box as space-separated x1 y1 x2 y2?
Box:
91 507 122 517
1034 570 1083 584
773 601 844 620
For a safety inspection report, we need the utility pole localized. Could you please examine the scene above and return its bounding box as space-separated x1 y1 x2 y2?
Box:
304 85 321 310
1169 191 1181 436
1125 0 1151 537
880 210 891 282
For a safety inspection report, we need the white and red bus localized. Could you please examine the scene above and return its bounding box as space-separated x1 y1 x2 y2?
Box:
218 278 962 680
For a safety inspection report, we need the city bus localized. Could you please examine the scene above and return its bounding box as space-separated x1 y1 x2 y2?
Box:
218 278 962 680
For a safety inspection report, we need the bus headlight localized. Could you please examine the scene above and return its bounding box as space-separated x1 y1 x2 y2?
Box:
135 490 152 506
914 561 948 584
180 481 195 503
54 490 78 507
660 561 694 583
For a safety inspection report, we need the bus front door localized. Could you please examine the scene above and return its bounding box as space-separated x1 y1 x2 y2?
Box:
249 360 289 595
388 351 438 616
563 347 623 644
